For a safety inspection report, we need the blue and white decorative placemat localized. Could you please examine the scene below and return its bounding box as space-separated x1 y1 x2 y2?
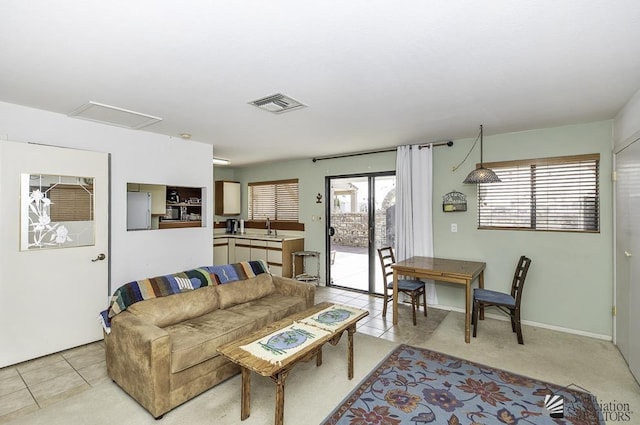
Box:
240 322 331 365
298 305 366 332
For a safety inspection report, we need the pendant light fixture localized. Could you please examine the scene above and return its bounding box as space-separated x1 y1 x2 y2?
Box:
463 125 501 184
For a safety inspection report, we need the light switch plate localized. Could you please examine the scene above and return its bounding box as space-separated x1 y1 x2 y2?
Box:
451 223 458 233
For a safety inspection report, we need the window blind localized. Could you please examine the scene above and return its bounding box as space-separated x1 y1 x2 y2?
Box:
477 154 599 232
48 184 94 221
248 179 299 221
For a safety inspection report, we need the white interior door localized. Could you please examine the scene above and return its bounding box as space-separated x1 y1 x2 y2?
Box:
615 138 640 381
0 141 109 367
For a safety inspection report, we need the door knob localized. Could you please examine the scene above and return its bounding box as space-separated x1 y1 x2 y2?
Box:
625 251 633 257
92 253 106 262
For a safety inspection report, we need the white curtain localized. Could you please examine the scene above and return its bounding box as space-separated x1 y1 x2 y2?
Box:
395 145 438 304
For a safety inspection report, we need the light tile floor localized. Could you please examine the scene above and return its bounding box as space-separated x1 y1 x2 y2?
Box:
315 285 449 346
0 341 108 423
0 286 440 423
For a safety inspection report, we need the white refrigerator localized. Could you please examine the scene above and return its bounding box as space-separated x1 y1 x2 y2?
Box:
127 192 152 230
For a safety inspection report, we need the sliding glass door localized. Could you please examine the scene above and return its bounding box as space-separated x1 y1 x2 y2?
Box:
326 172 396 294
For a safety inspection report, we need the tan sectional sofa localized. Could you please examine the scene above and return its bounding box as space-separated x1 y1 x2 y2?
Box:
103 263 315 419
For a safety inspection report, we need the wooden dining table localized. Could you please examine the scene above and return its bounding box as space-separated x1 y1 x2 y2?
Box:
391 256 486 343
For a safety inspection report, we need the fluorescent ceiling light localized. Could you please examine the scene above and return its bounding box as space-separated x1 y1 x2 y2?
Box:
68 101 162 129
212 157 231 165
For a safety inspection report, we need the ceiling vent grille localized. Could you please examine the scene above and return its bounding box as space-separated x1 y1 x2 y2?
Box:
249 93 306 114
68 101 163 129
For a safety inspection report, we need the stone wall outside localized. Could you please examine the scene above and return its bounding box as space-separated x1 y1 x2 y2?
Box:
331 208 395 248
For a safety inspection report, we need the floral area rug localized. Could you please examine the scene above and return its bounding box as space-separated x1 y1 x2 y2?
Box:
322 344 604 425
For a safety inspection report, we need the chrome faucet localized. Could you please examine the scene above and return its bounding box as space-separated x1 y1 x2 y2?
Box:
266 217 271 235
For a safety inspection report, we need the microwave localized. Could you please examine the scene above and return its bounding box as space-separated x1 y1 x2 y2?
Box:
164 206 179 220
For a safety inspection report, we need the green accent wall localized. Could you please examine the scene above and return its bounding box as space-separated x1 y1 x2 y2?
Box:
434 121 612 337
215 120 613 337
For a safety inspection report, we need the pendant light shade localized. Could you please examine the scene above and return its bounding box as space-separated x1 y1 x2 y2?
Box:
463 167 502 184
463 125 501 184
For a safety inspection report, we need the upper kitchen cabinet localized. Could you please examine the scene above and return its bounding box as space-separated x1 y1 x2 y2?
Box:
215 180 241 216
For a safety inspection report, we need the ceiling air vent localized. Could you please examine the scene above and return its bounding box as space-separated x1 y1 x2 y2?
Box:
68 101 162 129
249 93 306 114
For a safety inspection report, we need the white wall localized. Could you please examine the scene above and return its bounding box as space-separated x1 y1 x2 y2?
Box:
0 101 214 294
614 88 640 150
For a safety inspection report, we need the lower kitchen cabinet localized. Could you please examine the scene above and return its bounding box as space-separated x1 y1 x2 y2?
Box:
234 239 251 263
213 238 229 265
213 236 303 278
250 239 268 264
267 241 283 276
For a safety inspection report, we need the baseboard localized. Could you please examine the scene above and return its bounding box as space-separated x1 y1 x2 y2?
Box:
431 304 612 341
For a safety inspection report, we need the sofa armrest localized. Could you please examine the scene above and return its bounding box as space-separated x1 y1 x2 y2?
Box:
272 275 315 307
104 311 171 418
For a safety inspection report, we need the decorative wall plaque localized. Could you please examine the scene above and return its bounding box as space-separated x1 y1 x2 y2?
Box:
442 190 467 212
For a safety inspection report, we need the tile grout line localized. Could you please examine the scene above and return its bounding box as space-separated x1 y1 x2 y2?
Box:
4 347 100 418
61 354 92 388
14 367 41 410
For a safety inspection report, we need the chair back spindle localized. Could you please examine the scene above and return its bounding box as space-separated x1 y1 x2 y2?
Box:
511 256 532 307
378 247 395 289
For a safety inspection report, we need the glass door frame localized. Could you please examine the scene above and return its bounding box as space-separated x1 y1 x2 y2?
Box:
324 171 395 294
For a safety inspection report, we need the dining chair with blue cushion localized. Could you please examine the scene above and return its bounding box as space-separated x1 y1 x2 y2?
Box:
472 255 532 344
377 247 427 326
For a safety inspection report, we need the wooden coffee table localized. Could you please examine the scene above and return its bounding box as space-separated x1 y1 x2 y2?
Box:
217 302 369 425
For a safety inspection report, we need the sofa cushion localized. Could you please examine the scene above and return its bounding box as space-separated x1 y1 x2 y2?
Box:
165 309 258 373
216 273 276 309
226 293 308 326
127 286 219 328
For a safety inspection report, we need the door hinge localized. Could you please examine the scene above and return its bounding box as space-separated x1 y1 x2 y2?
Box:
612 171 617 182
612 306 617 316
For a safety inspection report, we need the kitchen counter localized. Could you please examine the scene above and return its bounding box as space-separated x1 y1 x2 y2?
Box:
214 233 303 242
160 220 202 229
